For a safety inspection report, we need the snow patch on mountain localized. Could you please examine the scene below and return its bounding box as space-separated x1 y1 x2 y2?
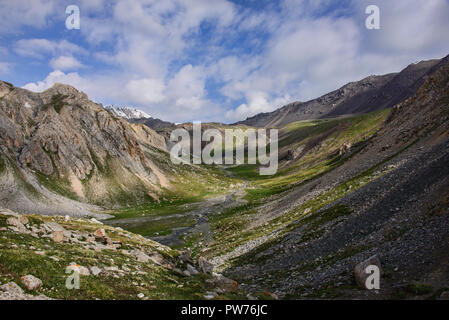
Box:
105 105 152 120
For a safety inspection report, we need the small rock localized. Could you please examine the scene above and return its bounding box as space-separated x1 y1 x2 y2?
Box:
206 274 239 293
137 293 145 299
186 264 199 275
93 228 109 244
247 293 257 300
52 231 64 243
63 230 72 239
44 222 64 232
21 275 43 291
68 263 91 276
19 215 29 225
64 215 70 221
93 228 107 238
131 250 151 263
90 218 103 225
90 266 102 276
198 257 214 274
6 217 24 229
148 252 166 266
179 251 194 264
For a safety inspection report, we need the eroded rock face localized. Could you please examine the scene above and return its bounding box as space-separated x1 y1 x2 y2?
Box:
0 81 171 206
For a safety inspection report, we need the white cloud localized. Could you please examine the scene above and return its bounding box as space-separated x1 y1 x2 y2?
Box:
225 91 291 122
0 0 57 34
14 39 87 59
22 70 85 92
125 78 166 104
49 56 84 71
14 0 449 124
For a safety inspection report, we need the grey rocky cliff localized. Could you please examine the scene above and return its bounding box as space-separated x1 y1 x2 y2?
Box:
0 82 171 216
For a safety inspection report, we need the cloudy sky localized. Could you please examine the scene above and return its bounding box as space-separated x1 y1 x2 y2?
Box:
1 0 449 123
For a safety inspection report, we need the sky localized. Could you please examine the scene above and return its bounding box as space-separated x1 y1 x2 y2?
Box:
1 0 449 123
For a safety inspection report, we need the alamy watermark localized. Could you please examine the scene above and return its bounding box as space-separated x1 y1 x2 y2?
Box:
65 264 80 290
365 5 380 30
66 5 80 30
170 122 278 176
365 264 380 290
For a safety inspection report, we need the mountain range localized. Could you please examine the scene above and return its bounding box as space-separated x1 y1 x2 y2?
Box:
237 59 441 127
1 54 448 300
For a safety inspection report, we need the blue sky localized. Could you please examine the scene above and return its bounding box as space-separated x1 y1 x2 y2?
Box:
1 0 449 123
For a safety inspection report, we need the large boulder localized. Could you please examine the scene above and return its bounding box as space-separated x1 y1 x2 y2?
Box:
6 217 29 234
20 275 43 291
0 282 24 295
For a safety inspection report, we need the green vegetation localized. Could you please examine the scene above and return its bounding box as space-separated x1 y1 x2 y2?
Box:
35 171 80 201
0 213 245 300
41 94 68 113
0 155 5 175
202 110 393 261
124 216 197 237
2 81 14 88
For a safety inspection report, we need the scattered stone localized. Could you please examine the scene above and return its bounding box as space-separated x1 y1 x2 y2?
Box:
44 222 64 232
131 250 151 263
68 263 91 276
90 218 103 225
93 228 107 238
183 270 191 277
93 228 109 244
186 264 199 275
21 275 43 291
18 215 29 225
0 282 24 295
206 274 239 293
198 257 214 274
6 217 23 228
64 215 70 221
137 293 145 299
63 230 72 239
179 251 194 264
90 266 102 276
149 252 166 266
52 231 64 243
354 255 382 289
